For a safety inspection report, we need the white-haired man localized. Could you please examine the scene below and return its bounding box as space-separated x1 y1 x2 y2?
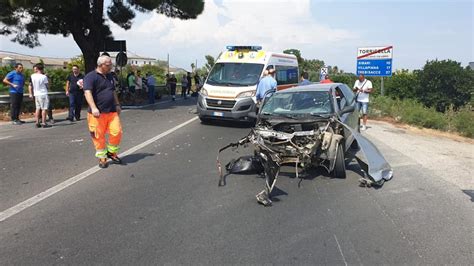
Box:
83 55 123 168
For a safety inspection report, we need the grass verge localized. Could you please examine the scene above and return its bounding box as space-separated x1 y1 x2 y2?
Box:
370 96 474 138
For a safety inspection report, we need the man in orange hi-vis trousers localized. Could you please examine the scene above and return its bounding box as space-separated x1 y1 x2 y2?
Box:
82 55 123 168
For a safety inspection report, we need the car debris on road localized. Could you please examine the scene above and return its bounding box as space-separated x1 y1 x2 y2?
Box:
216 84 393 206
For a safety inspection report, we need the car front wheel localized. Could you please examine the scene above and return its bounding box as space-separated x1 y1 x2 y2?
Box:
332 143 347 179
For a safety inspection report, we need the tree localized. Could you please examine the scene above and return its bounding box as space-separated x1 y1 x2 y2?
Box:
302 59 325 81
383 70 419 100
204 55 215 72
67 55 85 71
417 59 473 111
1 0 205 72
191 62 195 72
331 73 357 87
283 49 303 66
283 48 326 81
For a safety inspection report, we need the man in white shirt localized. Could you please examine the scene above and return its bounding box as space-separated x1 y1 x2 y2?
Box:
28 64 51 128
135 70 143 98
353 74 373 130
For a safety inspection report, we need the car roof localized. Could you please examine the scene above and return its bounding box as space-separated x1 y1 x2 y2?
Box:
276 83 344 93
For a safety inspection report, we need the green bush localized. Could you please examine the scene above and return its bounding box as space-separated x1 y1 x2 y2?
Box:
452 106 474 138
371 96 447 130
45 68 69 92
370 96 474 137
416 60 473 112
1 65 66 93
331 73 357 86
400 101 447 130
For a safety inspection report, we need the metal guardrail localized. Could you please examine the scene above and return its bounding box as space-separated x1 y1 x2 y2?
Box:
0 91 67 104
0 84 183 104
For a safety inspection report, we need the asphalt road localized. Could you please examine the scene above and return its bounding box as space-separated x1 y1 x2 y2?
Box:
0 98 472 264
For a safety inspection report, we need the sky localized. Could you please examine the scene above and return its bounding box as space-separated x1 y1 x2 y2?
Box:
0 0 472 73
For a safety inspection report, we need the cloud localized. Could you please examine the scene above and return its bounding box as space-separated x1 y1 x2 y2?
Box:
0 0 360 72
111 0 359 71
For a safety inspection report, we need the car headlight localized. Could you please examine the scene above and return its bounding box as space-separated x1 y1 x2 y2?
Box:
200 88 208 96
236 90 256 98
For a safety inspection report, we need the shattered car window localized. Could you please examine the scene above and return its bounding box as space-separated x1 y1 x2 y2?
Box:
261 91 333 116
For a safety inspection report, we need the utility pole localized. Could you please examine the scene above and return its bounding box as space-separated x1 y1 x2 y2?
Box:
167 53 170 74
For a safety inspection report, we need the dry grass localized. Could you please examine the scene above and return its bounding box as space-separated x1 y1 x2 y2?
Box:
371 117 474 144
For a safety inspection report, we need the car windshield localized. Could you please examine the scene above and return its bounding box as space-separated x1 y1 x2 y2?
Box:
207 63 264 86
261 90 333 116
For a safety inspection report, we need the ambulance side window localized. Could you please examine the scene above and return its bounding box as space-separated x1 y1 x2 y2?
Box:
274 65 298 85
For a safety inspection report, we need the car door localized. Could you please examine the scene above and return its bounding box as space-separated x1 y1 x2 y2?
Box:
336 85 359 150
339 84 358 129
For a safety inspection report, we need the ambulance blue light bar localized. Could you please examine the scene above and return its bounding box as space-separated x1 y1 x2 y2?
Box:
226 46 262 51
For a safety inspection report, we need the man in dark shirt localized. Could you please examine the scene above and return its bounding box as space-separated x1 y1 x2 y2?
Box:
169 73 177 101
186 72 192 95
66 65 85 121
83 55 122 168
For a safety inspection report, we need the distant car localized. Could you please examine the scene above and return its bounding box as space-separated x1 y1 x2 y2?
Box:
217 83 393 206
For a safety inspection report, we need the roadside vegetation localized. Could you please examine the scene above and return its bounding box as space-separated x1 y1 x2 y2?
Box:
328 59 473 138
1 50 472 138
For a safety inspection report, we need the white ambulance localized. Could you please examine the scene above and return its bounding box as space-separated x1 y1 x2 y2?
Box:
197 46 299 123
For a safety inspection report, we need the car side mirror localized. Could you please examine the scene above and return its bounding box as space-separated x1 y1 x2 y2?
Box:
338 105 355 116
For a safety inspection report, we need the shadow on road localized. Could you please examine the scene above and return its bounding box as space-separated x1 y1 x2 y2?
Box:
462 190 474 202
149 97 198 111
200 119 254 129
123 96 199 112
122 152 155 164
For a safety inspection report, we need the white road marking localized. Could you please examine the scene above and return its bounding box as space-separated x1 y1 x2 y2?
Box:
0 136 12 140
0 116 199 222
334 234 348 266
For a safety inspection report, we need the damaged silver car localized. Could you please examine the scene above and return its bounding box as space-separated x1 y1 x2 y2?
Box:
217 83 393 206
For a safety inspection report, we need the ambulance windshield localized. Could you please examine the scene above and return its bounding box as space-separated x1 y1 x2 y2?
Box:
207 63 264 86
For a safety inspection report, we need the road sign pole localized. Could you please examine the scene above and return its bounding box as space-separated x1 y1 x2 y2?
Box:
381 77 384 96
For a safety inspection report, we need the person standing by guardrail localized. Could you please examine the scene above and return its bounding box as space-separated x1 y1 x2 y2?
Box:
193 73 201 93
127 71 136 94
146 72 156 104
83 55 123 169
180 74 188 99
66 65 85 122
186 72 192 96
169 73 177 101
28 64 52 128
2 63 25 125
135 70 143 99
